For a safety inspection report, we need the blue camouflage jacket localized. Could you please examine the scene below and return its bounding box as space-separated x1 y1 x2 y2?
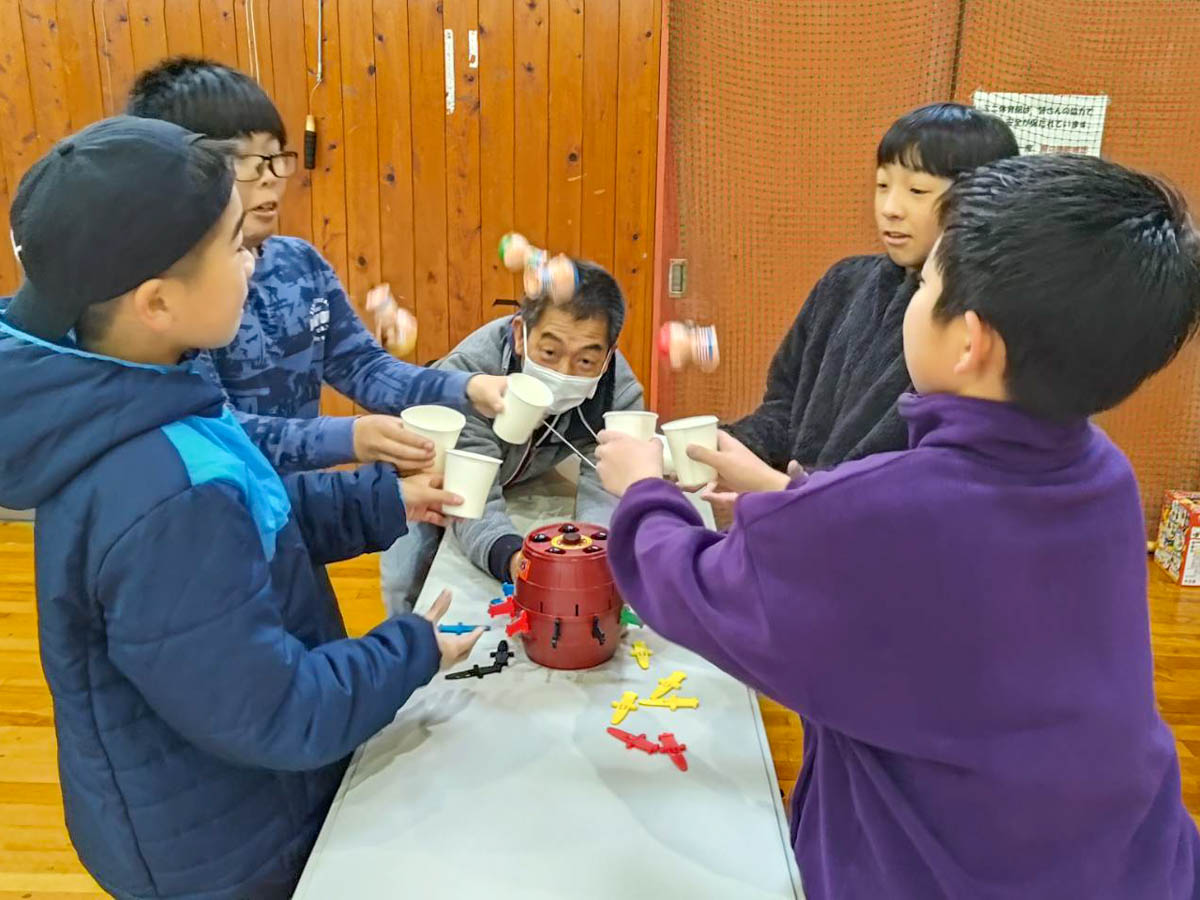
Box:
192 236 472 472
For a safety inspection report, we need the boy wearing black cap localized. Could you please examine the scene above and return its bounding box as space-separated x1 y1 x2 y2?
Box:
0 118 481 899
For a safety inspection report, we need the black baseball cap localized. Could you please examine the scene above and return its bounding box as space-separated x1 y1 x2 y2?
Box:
5 115 233 341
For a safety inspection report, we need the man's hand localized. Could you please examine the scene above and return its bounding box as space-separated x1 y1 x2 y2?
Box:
354 415 435 474
466 374 508 418
686 431 789 495
401 473 464 527
595 431 664 498
421 589 484 669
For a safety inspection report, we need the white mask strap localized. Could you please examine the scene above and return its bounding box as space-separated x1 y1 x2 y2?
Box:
578 411 600 443
542 419 598 470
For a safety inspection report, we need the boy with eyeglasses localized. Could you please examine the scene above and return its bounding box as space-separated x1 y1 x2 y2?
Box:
127 57 506 474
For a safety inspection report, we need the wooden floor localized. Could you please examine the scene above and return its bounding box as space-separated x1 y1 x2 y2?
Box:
1 520 1196 896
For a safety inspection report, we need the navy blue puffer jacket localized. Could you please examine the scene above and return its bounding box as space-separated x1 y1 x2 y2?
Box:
0 315 440 898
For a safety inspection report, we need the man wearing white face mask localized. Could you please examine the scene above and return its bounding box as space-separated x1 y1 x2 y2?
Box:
380 260 645 614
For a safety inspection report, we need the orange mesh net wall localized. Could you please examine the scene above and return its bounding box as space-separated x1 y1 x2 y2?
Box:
657 1 1200 533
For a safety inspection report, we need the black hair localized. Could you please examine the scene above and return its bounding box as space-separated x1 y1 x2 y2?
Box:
934 154 1200 420
126 57 286 145
519 260 625 348
877 102 1018 177
73 294 121 348
75 137 236 346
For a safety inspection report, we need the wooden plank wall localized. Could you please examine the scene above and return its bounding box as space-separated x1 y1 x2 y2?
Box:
0 0 662 393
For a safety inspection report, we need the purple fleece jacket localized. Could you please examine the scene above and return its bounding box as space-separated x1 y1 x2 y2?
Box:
607 392 1198 899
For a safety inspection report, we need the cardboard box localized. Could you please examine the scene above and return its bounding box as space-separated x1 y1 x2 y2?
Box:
1154 491 1200 586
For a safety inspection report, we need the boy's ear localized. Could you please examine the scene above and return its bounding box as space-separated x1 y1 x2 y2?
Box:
954 310 1003 377
129 278 173 334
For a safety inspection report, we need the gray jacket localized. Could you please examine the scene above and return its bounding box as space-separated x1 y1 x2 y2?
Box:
439 316 644 579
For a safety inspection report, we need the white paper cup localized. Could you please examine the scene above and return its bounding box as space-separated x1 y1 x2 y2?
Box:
603 410 659 441
654 433 676 477
442 449 503 519
493 373 553 444
400 405 466 474
661 415 719 486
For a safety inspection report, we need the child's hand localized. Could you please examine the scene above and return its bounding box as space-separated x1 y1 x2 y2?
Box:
421 589 485 669
400 473 464 527
354 415 436 474
509 551 524 584
595 431 664 497
686 431 789 494
466 374 508 418
699 484 738 530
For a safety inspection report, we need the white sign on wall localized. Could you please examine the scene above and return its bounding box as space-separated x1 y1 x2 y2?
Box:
973 91 1110 157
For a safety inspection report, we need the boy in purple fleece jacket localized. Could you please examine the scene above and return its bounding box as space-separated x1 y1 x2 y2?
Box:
596 155 1200 899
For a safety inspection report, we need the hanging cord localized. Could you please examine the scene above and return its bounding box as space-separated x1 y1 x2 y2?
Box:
305 0 324 169
245 1 261 82
309 0 325 103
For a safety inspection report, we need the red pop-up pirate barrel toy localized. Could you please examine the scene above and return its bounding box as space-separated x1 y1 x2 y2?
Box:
493 522 622 670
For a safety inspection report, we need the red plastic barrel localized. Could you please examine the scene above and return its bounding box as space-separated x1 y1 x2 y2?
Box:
513 522 622 669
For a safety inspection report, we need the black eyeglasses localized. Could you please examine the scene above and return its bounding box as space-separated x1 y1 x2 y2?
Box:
233 151 299 182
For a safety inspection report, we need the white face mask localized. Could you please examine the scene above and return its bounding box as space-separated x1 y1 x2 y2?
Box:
521 324 610 415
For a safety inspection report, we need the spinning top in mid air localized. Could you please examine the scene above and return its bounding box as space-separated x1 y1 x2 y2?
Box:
659 321 719 373
366 284 418 357
498 232 579 304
